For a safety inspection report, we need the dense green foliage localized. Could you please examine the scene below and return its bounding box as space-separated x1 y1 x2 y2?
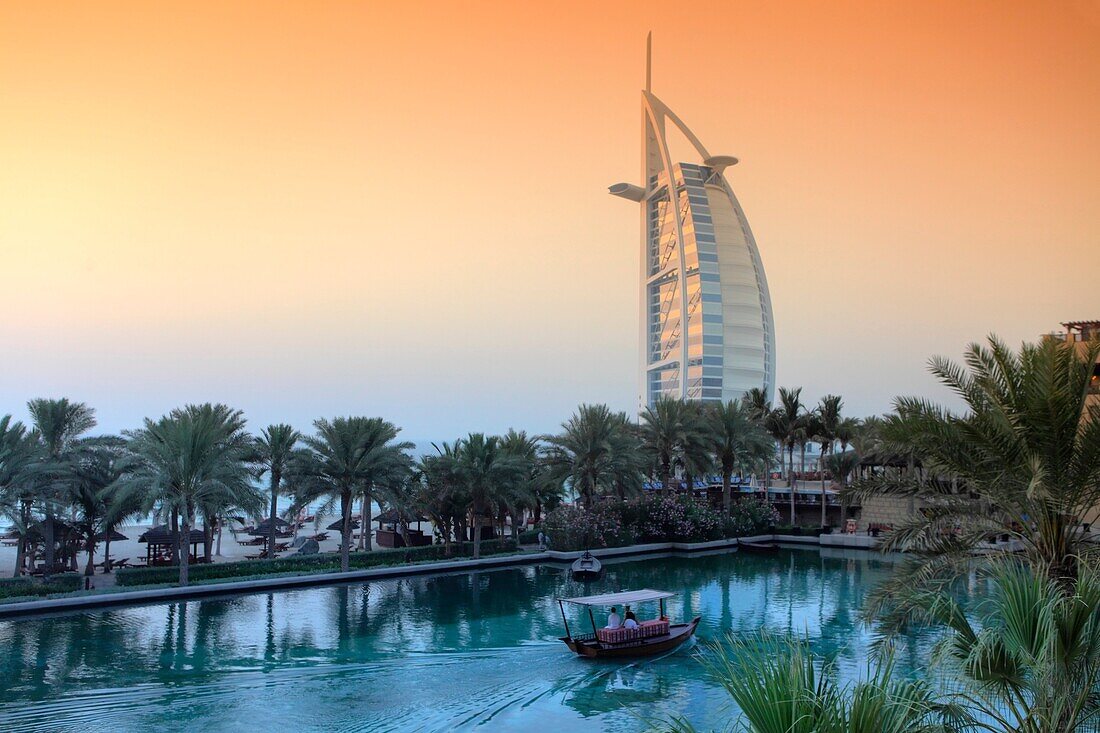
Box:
0 574 82 600
845 336 1100 629
539 495 778 551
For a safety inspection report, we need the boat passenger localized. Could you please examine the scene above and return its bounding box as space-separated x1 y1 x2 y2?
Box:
623 617 638 630
624 605 637 623
606 607 622 629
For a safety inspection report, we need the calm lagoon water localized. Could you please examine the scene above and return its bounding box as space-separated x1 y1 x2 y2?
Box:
0 548 936 732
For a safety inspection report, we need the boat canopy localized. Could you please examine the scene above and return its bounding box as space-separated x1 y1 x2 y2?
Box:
558 589 674 607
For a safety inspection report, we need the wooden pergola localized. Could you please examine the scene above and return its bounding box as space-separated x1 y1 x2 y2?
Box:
138 525 205 566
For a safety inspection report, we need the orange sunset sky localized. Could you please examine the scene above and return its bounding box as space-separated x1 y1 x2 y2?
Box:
1 1 1098 440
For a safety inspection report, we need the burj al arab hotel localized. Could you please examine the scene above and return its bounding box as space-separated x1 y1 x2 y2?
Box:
610 36 775 410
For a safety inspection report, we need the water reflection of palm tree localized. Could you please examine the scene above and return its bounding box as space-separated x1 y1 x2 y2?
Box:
264 594 276 669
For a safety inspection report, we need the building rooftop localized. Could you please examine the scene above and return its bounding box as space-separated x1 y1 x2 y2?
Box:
1062 320 1100 331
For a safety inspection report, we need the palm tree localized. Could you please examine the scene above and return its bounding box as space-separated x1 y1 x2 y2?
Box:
253 424 301 558
640 395 704 496
926 560 1100 731
68 438 126 576
545 404 642 508
775 387 804 486
664 631 963 733
26 398 97 576
288 417 408 571
0 416 39 576
608 411 647 501
119 403 253 586
445 433 525 559
417 441 467 556
499 429 544 542
743 390 774 490
815 395 843 527
744 387 771 421
766 387 804 522
848 336 1100 625
356 431 414 551
708 400 773 513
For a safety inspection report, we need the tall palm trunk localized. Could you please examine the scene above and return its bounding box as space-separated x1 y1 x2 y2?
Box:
267 469 281 557
722 468 732 514
43 507 55 578
13 499 30 577
820 445 828 527
788 446 796 525
202 516 213 563
171 509 180 564
179 509 192 586
357 494 368 550
84 533 97 577
662 460 673 497
104 534 112 573
362 485 373 552
471 507 483 560
442 517 454 557
339 489 353 572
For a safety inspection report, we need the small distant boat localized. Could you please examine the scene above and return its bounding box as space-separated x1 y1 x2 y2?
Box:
557 589 700 658
570 550 603 581
739 541 779 555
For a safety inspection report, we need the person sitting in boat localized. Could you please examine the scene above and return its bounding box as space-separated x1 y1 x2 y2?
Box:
606 606 622 629
624 605 637 623
623 616 638 630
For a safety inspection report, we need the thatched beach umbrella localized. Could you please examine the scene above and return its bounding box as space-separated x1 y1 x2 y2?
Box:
247 517 294 537
139 525 204 565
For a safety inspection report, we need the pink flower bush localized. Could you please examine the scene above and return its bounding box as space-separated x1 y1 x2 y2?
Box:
541 494 773 550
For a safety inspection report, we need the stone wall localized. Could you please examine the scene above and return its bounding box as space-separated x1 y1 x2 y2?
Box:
857 495 919 530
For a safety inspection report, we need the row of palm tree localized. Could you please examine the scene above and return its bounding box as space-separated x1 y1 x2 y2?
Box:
1 384 873 587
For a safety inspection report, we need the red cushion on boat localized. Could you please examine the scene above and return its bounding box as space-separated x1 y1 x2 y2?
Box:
596 620 669 643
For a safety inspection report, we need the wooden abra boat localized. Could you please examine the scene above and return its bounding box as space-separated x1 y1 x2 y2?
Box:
739 541 779 555
570 550 604 581
557 589 700 658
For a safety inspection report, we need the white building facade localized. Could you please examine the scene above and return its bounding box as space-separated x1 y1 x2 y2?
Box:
610 39 775 410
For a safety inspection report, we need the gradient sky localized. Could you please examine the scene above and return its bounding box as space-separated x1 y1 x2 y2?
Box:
1 1 1098 441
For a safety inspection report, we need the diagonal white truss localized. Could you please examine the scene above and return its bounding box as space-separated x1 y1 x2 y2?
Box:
610 35 776 410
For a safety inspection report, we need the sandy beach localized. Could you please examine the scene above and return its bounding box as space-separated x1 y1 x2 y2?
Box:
0 504 390 582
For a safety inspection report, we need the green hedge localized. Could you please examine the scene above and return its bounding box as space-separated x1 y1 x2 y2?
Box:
518 529 540 545
0 574 83 600
115 539 518 587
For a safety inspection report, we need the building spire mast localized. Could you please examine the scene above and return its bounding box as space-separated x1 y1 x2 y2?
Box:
645 32 652 92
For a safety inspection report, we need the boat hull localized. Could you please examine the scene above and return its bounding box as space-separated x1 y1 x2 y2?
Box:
570 555 604 582
560 617 700 658
739 542 779 555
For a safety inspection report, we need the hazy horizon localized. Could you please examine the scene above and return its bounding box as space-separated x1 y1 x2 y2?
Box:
2 1 1097 438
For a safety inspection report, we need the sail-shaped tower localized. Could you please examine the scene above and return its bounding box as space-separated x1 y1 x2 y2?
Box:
610 36 775 410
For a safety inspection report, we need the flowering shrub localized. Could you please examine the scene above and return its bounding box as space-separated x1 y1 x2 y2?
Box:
623 494 724 543
540 503 635 551
726 497 780 537
541 494 736 550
